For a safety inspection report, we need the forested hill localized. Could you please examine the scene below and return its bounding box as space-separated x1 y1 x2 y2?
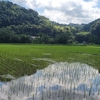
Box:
0 1 100 44
83 19 100 31
0 1 40 27
0 1 75 43
0 1 52 32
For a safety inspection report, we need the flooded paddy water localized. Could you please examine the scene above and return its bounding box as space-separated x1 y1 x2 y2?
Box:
0 62 100 100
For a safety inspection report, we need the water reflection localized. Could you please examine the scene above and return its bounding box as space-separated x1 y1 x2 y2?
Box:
0 82 3 87
0 82 5 87
0 62 100 100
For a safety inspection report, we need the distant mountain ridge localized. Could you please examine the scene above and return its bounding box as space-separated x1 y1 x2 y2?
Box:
68 23 86 27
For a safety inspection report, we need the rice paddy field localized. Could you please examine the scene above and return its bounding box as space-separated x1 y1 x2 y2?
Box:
0 44 100 81
0 44 100 100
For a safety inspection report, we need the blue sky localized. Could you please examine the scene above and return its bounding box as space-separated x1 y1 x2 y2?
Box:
3 0 100 24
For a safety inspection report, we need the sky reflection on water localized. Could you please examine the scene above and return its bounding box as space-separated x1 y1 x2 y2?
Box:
0 62 100 100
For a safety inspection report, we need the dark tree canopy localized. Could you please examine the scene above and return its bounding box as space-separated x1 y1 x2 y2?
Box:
91 21 100 38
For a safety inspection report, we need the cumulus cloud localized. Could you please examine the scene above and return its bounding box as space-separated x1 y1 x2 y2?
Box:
9 0 100 24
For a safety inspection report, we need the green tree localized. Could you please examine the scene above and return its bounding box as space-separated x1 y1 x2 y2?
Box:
75 34 88 43
55 32 74 44
19 34 32 43
0 28 15 43
88 35 99 44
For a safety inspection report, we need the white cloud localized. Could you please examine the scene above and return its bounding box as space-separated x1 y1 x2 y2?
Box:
9 0 100 24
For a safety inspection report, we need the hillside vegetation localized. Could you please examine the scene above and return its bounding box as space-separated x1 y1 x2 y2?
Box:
0 1 100 44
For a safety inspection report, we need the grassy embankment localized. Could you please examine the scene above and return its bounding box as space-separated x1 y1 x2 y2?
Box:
0 44 100 81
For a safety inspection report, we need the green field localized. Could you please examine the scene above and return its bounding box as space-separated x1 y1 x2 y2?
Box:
0 44 100 81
